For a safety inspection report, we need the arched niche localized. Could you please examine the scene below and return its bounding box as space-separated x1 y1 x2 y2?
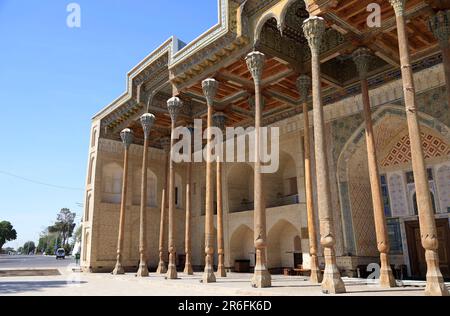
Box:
267 219 301 269
249 0 308 45
101 162 123 204
336 105 450 256
265 151 298 208
227 163 254 213
229 224 255 270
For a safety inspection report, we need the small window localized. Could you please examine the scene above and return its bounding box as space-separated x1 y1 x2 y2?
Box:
387 218 403 255
380 175 392 218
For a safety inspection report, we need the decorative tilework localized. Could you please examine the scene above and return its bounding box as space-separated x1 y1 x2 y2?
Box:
339 181 356 255
348 179 378 257
381 132 450 167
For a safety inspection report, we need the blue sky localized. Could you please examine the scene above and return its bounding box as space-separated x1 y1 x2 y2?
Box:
0 0 218 249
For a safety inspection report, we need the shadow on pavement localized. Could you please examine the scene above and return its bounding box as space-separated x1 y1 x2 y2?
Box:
0 280 87 295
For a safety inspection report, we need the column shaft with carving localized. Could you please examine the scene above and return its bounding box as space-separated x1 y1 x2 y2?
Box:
296 75 322 284
389 0 449 296
112 129 134 275
429 11 450 108
137 113 156 277
213 112 227 278
184 132 194 275
246 51 271 288
352 48 396 288
157 138 170 274
202 79 218 283
166 97 183 280
303 16 345 294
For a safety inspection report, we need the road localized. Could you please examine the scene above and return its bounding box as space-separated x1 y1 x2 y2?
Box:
0 255 75 269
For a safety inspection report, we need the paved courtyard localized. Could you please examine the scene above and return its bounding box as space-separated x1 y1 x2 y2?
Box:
0 272 439 296
1 255 448 296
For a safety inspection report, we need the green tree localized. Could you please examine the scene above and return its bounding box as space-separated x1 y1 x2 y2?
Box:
0 221 17 251
48 208 76 246
23 241 36 255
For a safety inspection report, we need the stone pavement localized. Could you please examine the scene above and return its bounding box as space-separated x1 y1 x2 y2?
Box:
1 267 445 296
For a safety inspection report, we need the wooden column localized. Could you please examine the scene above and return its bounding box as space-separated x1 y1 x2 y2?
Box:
246 51 271 288
352 48 396 288
166 97 183 280
296 75 322 284
184 128 194 275
303 16 346 294
389 0 449 296
213 112 227 278
201 78 219 283
157 137 170 274
136 113 156 277
112 128 134 275
429 11 450 107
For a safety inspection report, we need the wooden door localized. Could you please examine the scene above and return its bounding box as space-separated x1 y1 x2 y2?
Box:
406 219 450 279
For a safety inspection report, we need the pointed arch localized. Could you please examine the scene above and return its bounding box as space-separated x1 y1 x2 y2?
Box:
267 219 301 269
229 224 254 270
102 162 123 204
336 105 450 255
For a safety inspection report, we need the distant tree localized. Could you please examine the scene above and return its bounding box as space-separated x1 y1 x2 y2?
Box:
48 208 76 246
23 241 36 255
17 247 24 254
0 221 17 251
37 230 56 254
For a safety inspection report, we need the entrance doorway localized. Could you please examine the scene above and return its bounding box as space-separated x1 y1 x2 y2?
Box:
405 218 450 280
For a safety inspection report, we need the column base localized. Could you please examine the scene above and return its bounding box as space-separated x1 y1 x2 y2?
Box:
136 261 149 277
156 260 167 274
310 268 323 284
112 262 125 275
322 265 346 294
309 255 322 284
425 275 450 296
216 265 227 278
166 264 178 280
379 267 396 288
425 250 449 296
184 263 194 275
202 265 216 283
251 269 271 288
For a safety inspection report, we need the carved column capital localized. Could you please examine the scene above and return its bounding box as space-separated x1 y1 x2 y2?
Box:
388 0 405 17
429 10 450 48
248 95 266 112
245 51 266 84
212 112 227 131
296 75 311 104
140 113 156 139
167 97 183 122
303 16 326 54
120 128 134 149
202 78 219 106
352 47 374 79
